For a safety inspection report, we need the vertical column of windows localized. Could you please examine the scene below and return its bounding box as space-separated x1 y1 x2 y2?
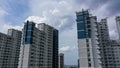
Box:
86 39 91 67
23 22 35 44
76 11 91 39
77 15 85 39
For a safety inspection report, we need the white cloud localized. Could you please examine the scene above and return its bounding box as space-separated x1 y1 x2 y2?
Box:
59 24 78 53
58 1 67 5
0 22 22 34
25 16 47 24
109 29 118 39
59 46 76 53
58 18 69 28
28 0 81 30
50 8 60 15
0 7 22 33
108 17 119 40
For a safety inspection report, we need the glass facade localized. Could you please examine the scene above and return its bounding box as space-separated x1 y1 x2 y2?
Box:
78 31 85 39
77 23 85 30
23 21 35 44
76 11 91 39
77 16 84 21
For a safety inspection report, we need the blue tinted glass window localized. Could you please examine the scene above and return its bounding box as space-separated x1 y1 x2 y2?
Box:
24 23 33 44
78 31 85 39
27 24 32 30
77 15 84 20
78 21 84 23
77 23 85 30
25 38 31 44
25 30 32 44
26 31 32 36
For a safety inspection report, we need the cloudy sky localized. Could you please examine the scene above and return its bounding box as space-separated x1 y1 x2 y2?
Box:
0 0 120 65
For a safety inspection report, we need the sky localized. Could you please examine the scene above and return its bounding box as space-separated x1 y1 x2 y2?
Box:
0 0 120 65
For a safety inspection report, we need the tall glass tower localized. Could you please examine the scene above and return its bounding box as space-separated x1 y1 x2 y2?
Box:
76 10 101 68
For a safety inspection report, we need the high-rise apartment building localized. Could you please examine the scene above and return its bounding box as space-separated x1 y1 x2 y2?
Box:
76 10 101 68
97 19 111 68
0 29 22 68
116 16 120 39
18 21 58 68
59 53 64 68
109 40 120 68
38 23 59 68
98 18 120 68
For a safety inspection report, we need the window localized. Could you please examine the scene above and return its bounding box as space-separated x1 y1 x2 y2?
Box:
87 25 91 28
78 31 85 39
26 31 32 36
27 25 32 30
78 21 84 23
25 38 31 44
77 15 84 20
88 63 91 67
88 58 91 62
77 23 85 30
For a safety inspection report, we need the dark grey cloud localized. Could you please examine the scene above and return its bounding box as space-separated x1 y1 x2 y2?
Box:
75 0 108 9
89 0 108 9
75 0 120 16
106 0 120 16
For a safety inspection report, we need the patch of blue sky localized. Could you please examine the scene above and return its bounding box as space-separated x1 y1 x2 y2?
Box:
0 0 30 26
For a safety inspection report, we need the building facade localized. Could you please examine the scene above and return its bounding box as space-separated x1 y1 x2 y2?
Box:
97 18 120 68
109 40 120 68
38 23 59 68
59 53 64 68
116 16 120 39
97 19 110 68
18 21 58 68
76 10 101 68
0 29 22 68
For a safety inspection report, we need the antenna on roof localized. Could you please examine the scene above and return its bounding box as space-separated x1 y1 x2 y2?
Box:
27 20 29 23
